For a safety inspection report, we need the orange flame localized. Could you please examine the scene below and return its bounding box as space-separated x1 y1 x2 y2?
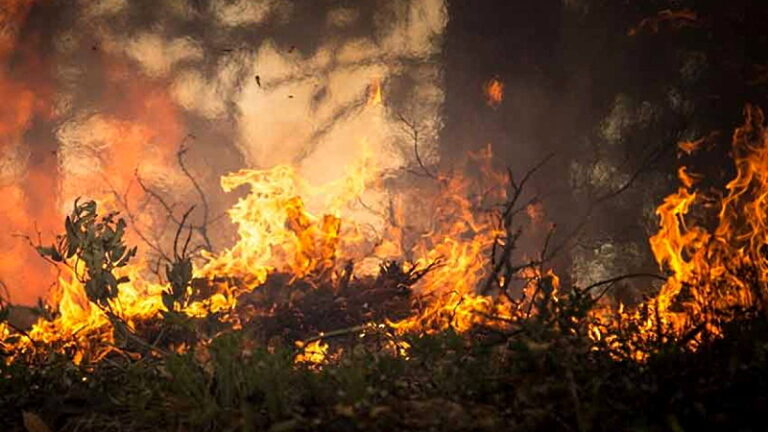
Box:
677 166 702 189
628 9 700 36
590 105 768 360
483 78 504 108
294 340 329 367
368 78 383 106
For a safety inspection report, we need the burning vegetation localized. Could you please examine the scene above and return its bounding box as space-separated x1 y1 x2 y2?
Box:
3 1 768 431
3 107 768 430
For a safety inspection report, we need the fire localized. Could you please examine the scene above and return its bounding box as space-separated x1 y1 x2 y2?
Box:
13 262 166 364
388 172 508 333
590 105 768 359
649 107 768 334
628 9 700 36
678 139 702 156
11 100 768 367
483 77 504 108
368 78 383 106
5 135 549 363
677 166 702 189
199 149 375 287
3 15 766 368
294 340 329 367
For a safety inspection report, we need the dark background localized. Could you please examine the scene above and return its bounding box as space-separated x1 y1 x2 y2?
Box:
441 0 768 289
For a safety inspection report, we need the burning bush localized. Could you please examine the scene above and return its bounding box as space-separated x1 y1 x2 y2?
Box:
3 107 768 430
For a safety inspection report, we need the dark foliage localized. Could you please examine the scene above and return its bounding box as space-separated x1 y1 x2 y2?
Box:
2 268 768 431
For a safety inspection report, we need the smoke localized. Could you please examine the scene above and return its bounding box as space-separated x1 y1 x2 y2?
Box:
0 0 448 304
0 0 59 304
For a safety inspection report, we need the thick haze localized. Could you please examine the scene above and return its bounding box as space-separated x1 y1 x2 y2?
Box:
0 0 447 303
3 0 764 304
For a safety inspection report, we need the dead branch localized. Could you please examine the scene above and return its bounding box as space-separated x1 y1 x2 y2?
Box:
580 272 667 293
397 113 439 180
481 154 553 295
542 140 671 263
177 144 214 251
172 206 196 260
298 323 372 346
105 175 173 265
130 137 223 259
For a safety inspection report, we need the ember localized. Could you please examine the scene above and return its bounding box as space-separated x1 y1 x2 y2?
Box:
483 77 504 108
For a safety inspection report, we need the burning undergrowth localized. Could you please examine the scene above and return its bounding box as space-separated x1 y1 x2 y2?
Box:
2 107 768 430
1 139 542 366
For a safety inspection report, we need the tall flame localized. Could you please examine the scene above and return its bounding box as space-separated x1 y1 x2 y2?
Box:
591 106 768 359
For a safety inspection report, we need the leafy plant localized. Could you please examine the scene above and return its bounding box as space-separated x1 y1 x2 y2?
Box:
36 199 137 309
161 207 198 314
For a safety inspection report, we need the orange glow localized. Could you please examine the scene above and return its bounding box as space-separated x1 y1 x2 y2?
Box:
483 78 504 108
677 166 702 188
4 2 764 369
628 9 699 36
7 141 552 361
0 0 61 304
678 139 702 156
294 340 329 367
11 98 768 366
368 78 383 106
589 106 768 360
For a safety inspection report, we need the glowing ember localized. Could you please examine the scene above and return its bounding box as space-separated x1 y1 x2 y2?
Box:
677 166 702 189
294 340 329 367
628 9 700 36
678 139 703 156
483 77 504 108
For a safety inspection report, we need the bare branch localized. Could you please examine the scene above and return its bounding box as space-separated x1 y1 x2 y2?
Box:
177 144 214 252
397 113 439 180
544 141 671 263
105 174 172 264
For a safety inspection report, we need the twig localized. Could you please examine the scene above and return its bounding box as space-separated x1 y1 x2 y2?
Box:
299 324 371 346
177 144 214 251
481 155 553 295
104 175 172 264
397 113 438 180
173 206 196 260
580 273 667 293
544 140 671 262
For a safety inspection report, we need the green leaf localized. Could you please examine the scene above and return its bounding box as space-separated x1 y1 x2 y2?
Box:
162 292 176 312
111 245 126 262
35 246 62 262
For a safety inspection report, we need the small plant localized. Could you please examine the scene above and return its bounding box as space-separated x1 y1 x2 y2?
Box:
36 199 137 310
162 208 196 314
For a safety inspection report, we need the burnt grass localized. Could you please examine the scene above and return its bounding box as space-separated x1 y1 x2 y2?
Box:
1 274 768 432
